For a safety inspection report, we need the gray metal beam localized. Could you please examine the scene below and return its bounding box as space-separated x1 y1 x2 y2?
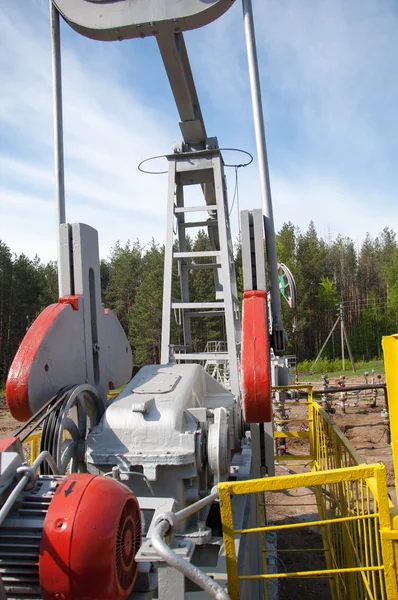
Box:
174 206 218 213
161 161 178 365
241 209 266 292
157 32 206 147
53 0 236 42
241 210 253 291
49 2 66 294
174 251 219 259
171 302 224 310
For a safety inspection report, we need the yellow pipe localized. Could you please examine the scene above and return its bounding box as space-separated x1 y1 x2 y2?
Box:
218 464 385 495
238 565 384 580
235 512 378 535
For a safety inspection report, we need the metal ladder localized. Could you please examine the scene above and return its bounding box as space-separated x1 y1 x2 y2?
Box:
160 144 241 399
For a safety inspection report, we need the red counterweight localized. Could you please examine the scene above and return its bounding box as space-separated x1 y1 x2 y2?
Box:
241 290 272 423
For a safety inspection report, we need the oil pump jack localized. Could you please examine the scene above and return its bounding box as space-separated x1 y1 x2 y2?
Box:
0 1 292 598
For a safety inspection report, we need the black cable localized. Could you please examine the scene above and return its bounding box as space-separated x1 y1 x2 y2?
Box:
137 154 169 175
219 147 253 168
138 147 253 175
228 167 239 216
39 388 73 475
372 427 389 445
13 385 74 441
228 167 242 237
236 168 241 237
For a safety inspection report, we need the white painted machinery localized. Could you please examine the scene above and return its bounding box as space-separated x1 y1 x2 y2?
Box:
0 1 292 598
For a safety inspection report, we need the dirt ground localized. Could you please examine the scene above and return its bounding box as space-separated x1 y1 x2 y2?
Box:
0 393 19 437
0 375 394 599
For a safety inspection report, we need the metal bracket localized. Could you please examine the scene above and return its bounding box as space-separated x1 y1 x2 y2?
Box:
135 537 194 564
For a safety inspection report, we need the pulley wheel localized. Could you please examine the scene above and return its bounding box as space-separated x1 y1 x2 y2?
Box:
40 384 104 475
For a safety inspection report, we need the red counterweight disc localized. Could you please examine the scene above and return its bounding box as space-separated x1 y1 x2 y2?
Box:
40 474 142 600
241 290 272 423
6 296 82 422
6 303 68 421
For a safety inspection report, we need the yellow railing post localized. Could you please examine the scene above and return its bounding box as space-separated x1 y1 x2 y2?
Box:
307 386 314 461
335 440 357 599
273 384 313 463
257 492 268 600
218 486 240 600
24 433 41 465
382 334 398 501
375 465 398 599
312 482 340 598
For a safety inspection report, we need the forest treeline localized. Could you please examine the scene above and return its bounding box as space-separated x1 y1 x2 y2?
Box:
1 221 398 384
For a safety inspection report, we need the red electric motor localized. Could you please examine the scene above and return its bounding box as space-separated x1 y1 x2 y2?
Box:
38 474 142 600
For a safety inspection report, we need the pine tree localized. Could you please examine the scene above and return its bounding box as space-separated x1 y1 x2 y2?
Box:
0 241 12 383
37 261 58 307
190 230 224 351
129 242 164 366
104 240 143 334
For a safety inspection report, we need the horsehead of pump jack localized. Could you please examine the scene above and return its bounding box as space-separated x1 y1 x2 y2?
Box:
52 0 236 41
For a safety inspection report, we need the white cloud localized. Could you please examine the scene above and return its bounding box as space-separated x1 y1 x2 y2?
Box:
270 175 398 245
188 0 398 241
1 0 398 265
255 0 398 150
0 1 178 261
229 163 398 248
193 0 398 154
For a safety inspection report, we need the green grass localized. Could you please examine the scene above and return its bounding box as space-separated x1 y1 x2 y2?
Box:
297 359 385 382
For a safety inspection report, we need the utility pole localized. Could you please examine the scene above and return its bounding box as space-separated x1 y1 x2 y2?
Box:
340 303 345 371
311 302 355 373
311 315 340 373
340 303 356 373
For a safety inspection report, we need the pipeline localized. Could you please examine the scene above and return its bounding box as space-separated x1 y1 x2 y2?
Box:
311 383 386 395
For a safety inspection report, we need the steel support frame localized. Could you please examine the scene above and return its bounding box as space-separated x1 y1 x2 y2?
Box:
241 209 274 477
160 149 241 402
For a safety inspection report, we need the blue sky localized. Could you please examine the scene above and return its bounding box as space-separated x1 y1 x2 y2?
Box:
1 0 398 262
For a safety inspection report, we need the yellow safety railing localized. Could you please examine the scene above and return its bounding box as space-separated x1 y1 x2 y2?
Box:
24 432 41 466
311 400 398 599
219 384 398 600
312 401 364 471
219 464 398 600
273 384 313 462
382 334 398 498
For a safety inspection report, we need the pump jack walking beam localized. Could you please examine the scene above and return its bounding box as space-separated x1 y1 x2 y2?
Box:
51 0 286 357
